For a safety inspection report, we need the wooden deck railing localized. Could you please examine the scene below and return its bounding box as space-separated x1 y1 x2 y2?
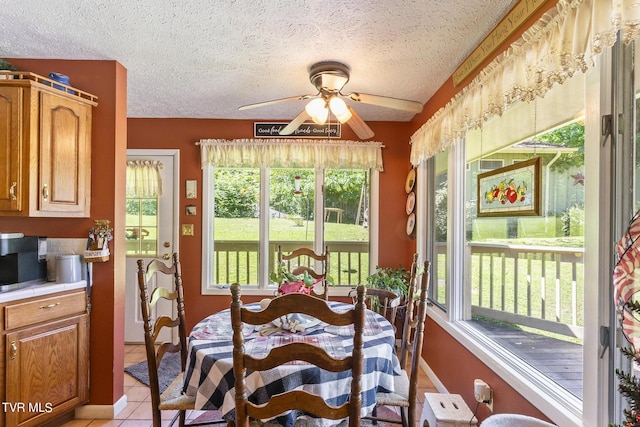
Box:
439 242 584 339
214 240 583 339
213 240 370 286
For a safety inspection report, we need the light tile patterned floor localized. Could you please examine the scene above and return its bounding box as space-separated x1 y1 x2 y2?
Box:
61 344 437 427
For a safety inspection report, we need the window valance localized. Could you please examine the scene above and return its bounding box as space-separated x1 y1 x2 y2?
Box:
126 160 163 197
410 0 640 165
198 138 385 171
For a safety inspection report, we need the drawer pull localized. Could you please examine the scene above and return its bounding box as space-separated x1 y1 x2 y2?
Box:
10 341 17 360
39 302 60 310
9 181 17 200
42 184 49 200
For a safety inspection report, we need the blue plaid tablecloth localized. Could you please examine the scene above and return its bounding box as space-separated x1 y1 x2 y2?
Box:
183 301 401 427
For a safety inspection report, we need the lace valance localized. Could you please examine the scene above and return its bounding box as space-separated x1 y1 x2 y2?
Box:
410 0 640 165
126 160 163 197
199 138 385 171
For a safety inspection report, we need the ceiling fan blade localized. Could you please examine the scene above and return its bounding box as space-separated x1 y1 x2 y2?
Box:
238 94 316 111
346 106 375 139
279 110 310 135
344 92 423 114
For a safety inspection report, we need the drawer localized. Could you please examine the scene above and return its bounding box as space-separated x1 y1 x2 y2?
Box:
5 291 86 330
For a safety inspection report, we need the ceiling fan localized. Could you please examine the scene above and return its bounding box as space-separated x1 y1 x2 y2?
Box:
238 61 424 139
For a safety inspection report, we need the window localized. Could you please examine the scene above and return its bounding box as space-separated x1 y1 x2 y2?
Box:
202 162 377 295
125 197 158 256
432 149 448 307
479 159 503 171
424 70 587 422
124 159 164 256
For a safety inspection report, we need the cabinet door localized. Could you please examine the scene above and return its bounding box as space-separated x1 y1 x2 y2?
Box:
0 86 23 212
5 315 89 427
36 91 91 216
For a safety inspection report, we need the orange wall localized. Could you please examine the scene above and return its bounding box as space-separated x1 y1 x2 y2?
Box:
127 118 417 330
2 58 127 407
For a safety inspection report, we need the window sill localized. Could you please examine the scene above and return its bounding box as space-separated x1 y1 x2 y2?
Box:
427 306 582 427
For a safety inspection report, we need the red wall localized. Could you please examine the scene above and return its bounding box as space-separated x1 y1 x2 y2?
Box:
127 119 417 330
1 59 128 407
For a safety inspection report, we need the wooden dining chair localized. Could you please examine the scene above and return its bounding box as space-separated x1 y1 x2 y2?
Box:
229 283 366 427
399 253 419 367
277 245 330 300
348 287 401 332
363 260 430 427
137 253 224 427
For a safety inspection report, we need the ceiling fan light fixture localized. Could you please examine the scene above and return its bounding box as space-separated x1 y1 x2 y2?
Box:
329 97 352 123
305 98 328 124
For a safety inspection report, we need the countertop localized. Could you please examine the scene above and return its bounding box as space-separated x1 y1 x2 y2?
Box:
0 280 87 304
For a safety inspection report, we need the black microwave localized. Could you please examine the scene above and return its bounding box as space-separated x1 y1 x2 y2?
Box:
0 234 47 286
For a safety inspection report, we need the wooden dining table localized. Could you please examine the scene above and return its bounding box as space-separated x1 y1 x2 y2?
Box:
183 301 401 427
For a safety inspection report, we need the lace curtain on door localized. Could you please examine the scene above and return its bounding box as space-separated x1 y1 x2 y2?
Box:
126 160 164 197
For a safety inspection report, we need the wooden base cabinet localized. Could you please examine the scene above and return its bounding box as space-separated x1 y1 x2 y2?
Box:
1 289 89 427
0 72 97 217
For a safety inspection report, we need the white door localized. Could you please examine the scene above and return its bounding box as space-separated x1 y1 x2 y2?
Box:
124 150 179 343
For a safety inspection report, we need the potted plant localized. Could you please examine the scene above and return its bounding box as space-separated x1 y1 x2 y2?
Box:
0 59 18 71
0 59 18 80
365 265 412 301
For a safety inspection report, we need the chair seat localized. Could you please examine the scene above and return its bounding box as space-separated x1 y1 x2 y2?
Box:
374 369 410 407
158 372 196 410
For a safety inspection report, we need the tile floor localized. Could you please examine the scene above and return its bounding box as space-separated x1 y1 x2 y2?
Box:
60 344 438 427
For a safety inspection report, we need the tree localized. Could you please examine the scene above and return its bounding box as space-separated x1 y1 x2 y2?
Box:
536 122 585 172
214 169 259 218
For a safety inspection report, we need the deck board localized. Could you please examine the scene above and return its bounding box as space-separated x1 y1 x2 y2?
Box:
470 318 583 399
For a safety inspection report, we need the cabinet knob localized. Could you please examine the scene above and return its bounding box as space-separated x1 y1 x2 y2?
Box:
162 253 171 260
9 182 17 200
10 341 17 360
42 184 49 200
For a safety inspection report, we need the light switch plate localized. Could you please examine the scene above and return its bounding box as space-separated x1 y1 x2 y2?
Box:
186 180 197 199
182 224 194 236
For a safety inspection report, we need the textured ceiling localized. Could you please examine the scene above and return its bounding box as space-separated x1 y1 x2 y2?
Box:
0 0 518 122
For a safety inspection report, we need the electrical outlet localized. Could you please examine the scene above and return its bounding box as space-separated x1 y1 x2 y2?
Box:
474 379 493 411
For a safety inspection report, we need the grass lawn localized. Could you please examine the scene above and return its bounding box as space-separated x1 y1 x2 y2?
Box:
214 217 369 241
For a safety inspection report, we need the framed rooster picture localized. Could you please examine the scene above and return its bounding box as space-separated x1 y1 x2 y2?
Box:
477 157 542 218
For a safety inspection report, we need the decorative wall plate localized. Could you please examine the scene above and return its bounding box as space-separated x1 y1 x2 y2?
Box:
405 168 416 193
406 191 416 215
406 212 416 236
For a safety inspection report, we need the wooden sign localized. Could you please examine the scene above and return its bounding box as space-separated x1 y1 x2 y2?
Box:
453 0 549 87
254 122 341 138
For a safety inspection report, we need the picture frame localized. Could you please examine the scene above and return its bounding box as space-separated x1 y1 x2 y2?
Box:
477 157 542 218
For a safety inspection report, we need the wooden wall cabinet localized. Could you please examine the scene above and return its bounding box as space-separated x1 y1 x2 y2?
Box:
0 72 97 217
0 289 89 427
